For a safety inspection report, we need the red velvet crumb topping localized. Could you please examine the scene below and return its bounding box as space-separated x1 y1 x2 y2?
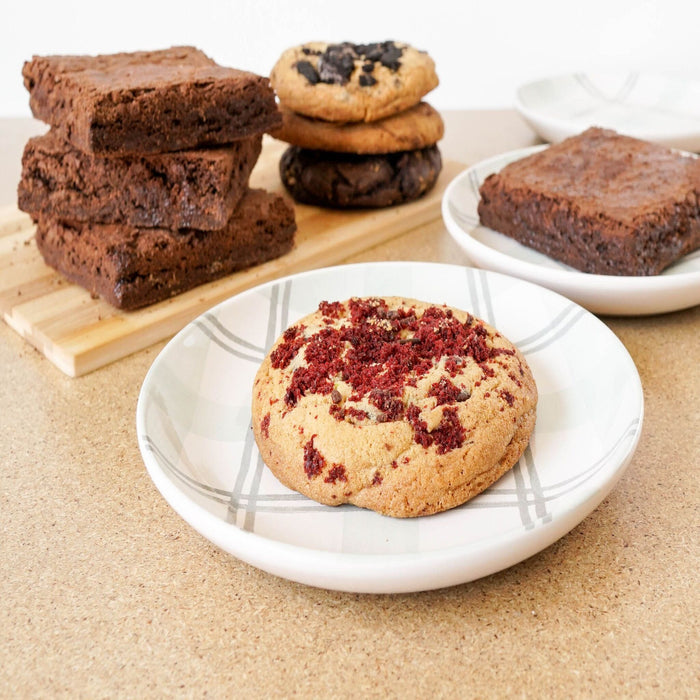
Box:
428 377 467 405
319 300 345 318
282 298 502 416
329 404 369 422
260 413 270 438
270 325 306 370
324 464 347 484
276 298 510 453
406 404 466 454
499 389 515 406
303 436 325 478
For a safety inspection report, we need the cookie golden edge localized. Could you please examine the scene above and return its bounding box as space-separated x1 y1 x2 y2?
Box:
269 102 445 154
251 296 538 519
270 41 439 123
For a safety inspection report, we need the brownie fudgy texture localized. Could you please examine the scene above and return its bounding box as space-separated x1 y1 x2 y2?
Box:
22 46 281 155
18 130 262 231
280 144 442 208
477 127 700 276
34 189 296 310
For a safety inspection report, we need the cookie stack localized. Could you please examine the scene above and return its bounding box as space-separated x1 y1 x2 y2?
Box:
269 41 443 209
18 46 296 310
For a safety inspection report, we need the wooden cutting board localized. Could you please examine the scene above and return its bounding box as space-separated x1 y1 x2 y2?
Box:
0 138 464 376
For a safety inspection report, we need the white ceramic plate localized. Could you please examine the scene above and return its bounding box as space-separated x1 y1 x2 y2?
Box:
515 72 700 150
442 147 700 316
136 262 643 594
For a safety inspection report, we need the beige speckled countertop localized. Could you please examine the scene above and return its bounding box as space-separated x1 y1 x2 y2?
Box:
1 111 698 698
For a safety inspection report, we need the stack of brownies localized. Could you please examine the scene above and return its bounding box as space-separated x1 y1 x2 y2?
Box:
18 46 296 310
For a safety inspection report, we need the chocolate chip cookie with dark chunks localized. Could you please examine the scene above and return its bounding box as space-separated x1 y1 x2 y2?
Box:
270 40 439 122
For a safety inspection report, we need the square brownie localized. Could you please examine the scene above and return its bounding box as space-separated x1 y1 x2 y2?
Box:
34 189 296 310
18 130 262 230
22 46 282 155
477 127 700 276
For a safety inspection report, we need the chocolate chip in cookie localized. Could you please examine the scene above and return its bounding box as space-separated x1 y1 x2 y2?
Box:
294 60 320 84
317 43 356 84
292 41 408 86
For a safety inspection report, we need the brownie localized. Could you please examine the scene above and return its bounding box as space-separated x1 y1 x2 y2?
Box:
18 130 262 231
477 127 700 276
279 144 442 208
34 189 296 310
22 46 282 155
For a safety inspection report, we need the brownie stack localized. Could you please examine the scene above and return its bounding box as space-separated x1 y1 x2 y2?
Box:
18 46 296 310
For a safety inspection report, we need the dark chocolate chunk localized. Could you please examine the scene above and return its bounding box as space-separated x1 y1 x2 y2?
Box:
295 60 320 84
317 44 356 84
380 45 403 70
355 43 385 62
297 42 406 88
355 41 404 70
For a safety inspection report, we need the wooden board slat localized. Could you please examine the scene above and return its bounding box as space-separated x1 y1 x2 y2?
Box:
0 139 464 376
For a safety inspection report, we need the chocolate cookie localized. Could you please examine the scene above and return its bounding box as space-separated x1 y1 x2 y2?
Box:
252 296 537 518
270 102 444 154
279 144 442 208
270 41 439 122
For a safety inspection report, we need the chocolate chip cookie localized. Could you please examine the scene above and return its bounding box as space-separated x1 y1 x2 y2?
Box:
252 296 538 518
270 41 439 122
279 145 442 208
269 102 444 154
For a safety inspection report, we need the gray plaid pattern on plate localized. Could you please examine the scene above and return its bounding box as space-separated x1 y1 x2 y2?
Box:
137 262 643 592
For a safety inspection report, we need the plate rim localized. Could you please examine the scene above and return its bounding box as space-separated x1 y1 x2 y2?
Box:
514 70 700 146
441 147 700 315
136 260 644 593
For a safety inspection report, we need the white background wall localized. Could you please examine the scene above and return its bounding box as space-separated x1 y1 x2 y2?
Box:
2 0 700 117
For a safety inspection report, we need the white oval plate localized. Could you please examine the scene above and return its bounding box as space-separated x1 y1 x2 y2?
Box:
136 262 643 594
515 72 700 150
442 147 700 316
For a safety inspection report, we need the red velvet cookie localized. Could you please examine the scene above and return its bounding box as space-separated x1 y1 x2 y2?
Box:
252 296 537 518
